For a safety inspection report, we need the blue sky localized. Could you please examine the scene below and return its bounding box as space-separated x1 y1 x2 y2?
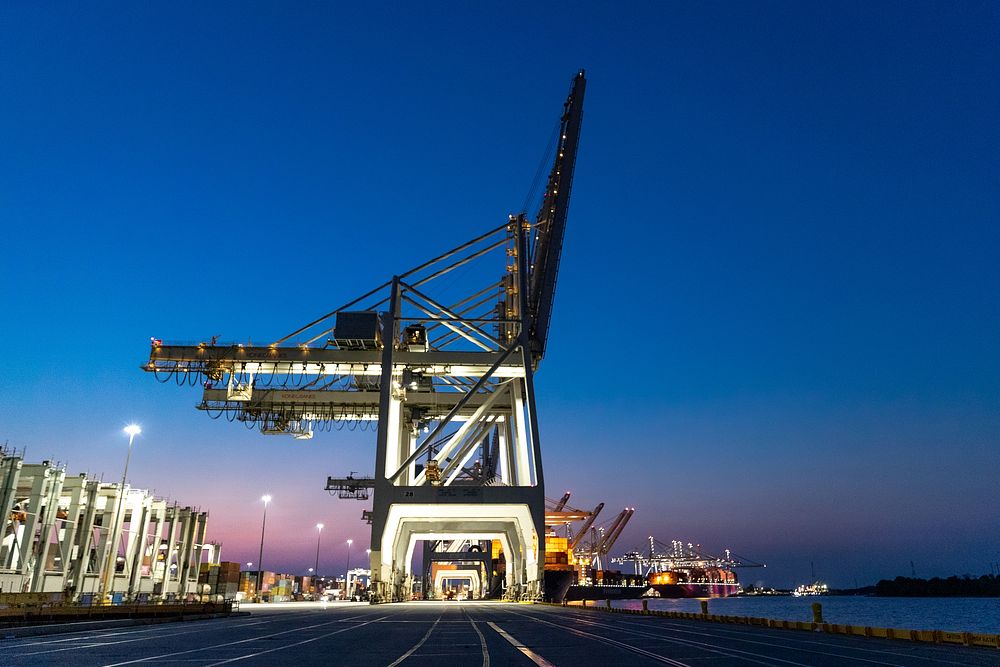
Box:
1 1 997 587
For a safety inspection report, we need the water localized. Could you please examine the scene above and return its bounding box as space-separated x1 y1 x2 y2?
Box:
594 597 1000 634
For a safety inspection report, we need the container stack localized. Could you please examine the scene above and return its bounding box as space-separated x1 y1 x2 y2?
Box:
217 561 241 599
198 562 242 600
271 576 294 602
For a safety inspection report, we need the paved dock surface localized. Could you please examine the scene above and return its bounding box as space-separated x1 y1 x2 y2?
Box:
0 601 996 666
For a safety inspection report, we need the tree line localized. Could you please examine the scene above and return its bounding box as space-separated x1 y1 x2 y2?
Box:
874 575 1000 597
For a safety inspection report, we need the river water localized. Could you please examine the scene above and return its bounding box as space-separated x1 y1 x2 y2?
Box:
593 597 1000 634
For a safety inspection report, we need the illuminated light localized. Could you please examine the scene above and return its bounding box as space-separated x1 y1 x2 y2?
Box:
317 523 324 530
124 424 141 437
261 494 272 504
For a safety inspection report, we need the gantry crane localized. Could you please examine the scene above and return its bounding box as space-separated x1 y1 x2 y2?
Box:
143 71 586 601
613 537 765 576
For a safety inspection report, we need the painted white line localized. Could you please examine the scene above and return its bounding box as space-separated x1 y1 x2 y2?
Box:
586 615 913 666
486 622 555 667
501 611 695 667
387 615 440 667
204 615 386 665
100 612 376 666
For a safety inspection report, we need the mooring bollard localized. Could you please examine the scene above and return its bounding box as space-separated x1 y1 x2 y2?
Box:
812 602 823 624
700 600 709 616
642 599 649 613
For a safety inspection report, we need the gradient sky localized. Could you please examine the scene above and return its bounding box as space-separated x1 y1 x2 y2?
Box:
1 2 997 588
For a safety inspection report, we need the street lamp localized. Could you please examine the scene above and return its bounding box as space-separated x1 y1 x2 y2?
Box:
314 523 324 576
257 495 271 600
100 424 141 602
346 538 353 597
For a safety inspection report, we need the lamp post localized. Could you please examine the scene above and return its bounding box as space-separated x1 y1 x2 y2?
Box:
314 523 324 576
100 424 141 603
346 538 353 597
257 495 271 601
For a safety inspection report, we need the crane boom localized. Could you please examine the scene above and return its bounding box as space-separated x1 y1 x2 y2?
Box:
600 507 634 555
568 502 604 551
593 508 628 555
527 70 586 362
553 492 572 512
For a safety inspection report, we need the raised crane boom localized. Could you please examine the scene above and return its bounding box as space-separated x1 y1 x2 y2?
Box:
527 71 586 362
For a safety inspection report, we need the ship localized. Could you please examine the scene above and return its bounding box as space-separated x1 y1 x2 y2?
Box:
543 494 649 602
542 496 764 602
792 582 829 596
615 538 764 599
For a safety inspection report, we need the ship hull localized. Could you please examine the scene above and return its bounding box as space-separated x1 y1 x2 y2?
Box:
544 570 650 602
649 582 739 598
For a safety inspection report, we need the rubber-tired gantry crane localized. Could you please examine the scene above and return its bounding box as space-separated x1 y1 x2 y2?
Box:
143 71 586 602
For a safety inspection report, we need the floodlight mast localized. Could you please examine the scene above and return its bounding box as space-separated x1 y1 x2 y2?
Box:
141 71 587 602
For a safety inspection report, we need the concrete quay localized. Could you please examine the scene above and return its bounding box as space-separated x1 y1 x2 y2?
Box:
0 600 996 666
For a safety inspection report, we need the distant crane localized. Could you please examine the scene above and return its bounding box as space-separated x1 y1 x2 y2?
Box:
615 537 765 576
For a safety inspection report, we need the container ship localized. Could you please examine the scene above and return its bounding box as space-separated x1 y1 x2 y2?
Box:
542 496 763 602
614 538 764 599
542 493 647 602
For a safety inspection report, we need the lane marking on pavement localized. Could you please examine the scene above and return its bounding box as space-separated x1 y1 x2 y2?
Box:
502 609 696 667
643 617 970 665
387 615 441 667
583 615 913 666
1 621 277 658
486 622 554 667
204 615 388 665
539 610 800 667
463 608 490 667
2 608 330 650
100 612 379 666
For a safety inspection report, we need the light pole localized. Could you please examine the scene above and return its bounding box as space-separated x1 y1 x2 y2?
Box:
101 424 141 602
314 523 324 576
257 495 271 601
345 538 353 597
